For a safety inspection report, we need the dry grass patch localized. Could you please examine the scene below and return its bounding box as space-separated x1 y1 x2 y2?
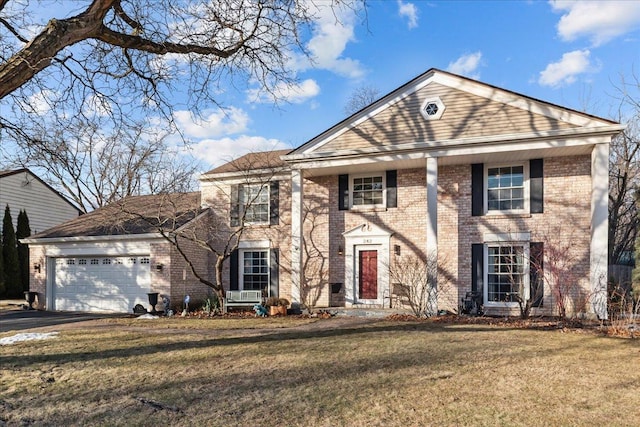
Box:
1 318 639 426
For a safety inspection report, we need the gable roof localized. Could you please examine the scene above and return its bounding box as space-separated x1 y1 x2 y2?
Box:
287 68 620 158
203 149 291 176
28 192 202 239
0 168 82 214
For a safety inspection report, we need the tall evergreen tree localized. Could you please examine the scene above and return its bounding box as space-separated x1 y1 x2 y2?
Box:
16 210 31 293
2 205 21 298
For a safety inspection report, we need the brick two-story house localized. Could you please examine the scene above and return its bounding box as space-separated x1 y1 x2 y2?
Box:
26 69 622 316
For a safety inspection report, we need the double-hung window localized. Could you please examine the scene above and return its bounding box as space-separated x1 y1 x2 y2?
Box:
231 181 279 227
351 174 385 208
231 244 279 297
486 243 528 304
241 184 269 224
486 165 525 212
473 160 542 216
339 171 396 211
240 249 269 291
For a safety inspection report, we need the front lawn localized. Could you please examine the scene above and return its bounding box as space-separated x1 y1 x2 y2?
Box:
1 317 639 426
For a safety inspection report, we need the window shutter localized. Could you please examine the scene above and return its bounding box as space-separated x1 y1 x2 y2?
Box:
530 242 544 307
269 248 279 298
471 243 484 295
338 174 349 211
471 163 484 216
386 170 397 208
530 159 544 214
230 185 240 227
230 249 239 291
269 181 280 225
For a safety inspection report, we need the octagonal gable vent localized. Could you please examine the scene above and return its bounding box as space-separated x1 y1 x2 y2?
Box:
420 96 445 121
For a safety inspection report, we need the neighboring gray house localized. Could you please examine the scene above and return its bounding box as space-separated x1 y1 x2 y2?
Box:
0 169 81 233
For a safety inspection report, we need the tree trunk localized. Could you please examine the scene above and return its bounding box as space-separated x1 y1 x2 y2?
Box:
215 256 226 312
0 0 117 99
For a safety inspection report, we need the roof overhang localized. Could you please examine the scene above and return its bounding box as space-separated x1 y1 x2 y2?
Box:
283 124 624 177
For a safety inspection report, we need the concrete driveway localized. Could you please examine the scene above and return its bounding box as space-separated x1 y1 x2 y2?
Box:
0 307 119 333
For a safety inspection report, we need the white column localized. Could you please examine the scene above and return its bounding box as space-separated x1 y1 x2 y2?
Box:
290 169 304 305
590 143 609 319
426 157 438 315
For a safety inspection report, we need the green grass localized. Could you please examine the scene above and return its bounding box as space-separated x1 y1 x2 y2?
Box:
1 317 639 426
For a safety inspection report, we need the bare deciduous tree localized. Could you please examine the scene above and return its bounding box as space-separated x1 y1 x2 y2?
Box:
609 118 640 265
343 84 380 115
0 1 361 209
610 73 640 265
121 151 288 310
387 252 440 318
0 0 360 140
6 120 199 212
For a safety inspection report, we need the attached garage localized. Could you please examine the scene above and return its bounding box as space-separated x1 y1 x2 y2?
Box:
53 256 151 312
23 192 207 313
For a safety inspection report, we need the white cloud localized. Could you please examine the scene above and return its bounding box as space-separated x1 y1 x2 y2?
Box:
446 52 483 79
188 135 292 168
398 1 419 29
292 1 364 79
551 0 640 46
538 49 592 87
26 90 54 115
173 107 249 139
247 79 320 104
169 106 292 168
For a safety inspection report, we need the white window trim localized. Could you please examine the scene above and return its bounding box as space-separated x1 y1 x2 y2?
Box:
484 162 529 215
483 241 530 308
349 172 386 210
238 247 270 292
420 96 446 120
240 183 270 225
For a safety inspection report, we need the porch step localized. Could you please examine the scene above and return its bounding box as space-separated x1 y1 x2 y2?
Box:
325 307 411 318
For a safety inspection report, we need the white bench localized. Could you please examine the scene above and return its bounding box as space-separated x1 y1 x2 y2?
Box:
225 290 263 310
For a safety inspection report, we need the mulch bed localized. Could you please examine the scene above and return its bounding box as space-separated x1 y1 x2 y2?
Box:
143 309 639 339
385 313 639 338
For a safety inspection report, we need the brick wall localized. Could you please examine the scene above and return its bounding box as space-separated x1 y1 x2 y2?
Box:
438 155 592 316
200 177 293 302
28 245 46 309
302 155 593 315
306 168 429 308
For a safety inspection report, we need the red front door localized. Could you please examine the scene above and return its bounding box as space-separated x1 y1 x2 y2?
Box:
359 250 378 300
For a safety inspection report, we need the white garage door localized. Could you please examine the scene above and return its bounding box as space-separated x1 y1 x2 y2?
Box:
54 256 151 312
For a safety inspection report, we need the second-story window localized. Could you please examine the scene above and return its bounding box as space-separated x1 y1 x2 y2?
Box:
241 184 269 224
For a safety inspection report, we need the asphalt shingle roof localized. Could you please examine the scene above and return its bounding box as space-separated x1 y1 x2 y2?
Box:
204 149 291 175
31 192 202 239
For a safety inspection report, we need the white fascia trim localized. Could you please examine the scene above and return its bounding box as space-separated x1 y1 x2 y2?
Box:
200 168 291 182
284 125 624 164
21 233 164 245
286 134 615 171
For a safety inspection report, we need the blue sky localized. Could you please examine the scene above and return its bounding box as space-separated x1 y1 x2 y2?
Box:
183 0 640 170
